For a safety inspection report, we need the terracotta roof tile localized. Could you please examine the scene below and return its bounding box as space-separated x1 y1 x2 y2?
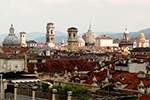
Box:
96 35 112 39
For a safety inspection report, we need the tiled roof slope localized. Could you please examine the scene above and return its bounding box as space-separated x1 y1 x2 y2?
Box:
27 59 99 73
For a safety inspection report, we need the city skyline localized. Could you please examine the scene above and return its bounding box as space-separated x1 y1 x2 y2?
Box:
0 0 150 34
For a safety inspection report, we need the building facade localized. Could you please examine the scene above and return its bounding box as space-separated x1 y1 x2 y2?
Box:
46 22 55 43
78 37 85 47
67 27 78 52
26 40 37 48
0 57 25 72
95 35 113 47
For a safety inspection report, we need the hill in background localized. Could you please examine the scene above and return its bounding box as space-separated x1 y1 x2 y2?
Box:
0 28 150 43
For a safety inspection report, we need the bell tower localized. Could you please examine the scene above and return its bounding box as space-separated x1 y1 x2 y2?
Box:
123 28 129 42
67 27 78 52
20 32 27 47
46 22 55 43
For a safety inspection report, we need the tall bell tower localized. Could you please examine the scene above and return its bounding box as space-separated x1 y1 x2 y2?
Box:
46 22 55 43
67 27 78 52
123 28 129 42
20 32 27 47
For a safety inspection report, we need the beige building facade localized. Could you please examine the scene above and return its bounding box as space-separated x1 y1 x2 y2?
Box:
95 35 113 47
0 58 25 72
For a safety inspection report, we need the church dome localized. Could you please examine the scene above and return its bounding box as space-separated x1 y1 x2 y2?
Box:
82 24 98 43
3 35 20 45
78 37 85 43
3 25 20 47
140 32 145 38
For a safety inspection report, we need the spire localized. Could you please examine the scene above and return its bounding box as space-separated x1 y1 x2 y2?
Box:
88 22 91 31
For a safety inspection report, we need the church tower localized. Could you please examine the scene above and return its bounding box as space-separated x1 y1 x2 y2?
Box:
46 22 55 43
123 28 129 42
67 27 78 52
20 32 27 47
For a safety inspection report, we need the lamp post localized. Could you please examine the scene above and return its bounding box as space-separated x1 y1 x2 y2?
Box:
52 89 57 100
14 83 19 100
107 65 110 100
0 74 2 100
32 86 37 100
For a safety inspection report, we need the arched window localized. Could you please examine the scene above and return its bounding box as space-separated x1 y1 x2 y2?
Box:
51 30 53 34
73 33 76 38
69 33 71 38
51 37 53 40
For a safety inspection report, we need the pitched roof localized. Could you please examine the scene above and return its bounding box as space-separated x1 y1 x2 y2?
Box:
119 40 133 44
138 94 150 100
96 35 112 39
27 59 99 73
26 40 37 43
2 48 30 53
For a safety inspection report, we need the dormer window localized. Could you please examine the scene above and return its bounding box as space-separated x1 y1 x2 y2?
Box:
102 82 106 86
117 84 121 89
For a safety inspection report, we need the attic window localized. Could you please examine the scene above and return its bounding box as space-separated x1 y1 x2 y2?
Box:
102 82 106 86
117 84 121 89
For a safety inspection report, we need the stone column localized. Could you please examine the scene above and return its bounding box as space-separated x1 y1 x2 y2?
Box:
67 91 72 100
52 89 57 100
32 86 37 100
14 84 19 100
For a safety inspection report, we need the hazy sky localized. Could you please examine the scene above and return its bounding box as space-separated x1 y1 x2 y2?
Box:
0 0 150 34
